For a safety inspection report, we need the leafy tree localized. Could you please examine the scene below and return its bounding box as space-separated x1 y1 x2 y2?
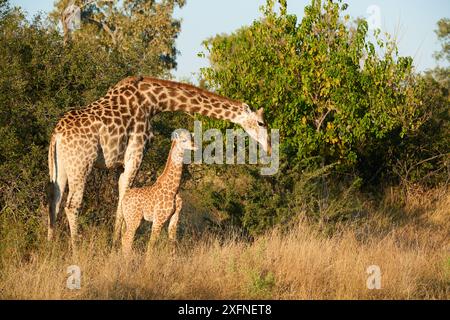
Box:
434 18 450 63
201 0 426 181
190 0 450 233
393 18 450 187
0 0 9 19
52 0 185 75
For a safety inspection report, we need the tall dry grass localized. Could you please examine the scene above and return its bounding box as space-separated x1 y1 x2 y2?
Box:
0 188 449 300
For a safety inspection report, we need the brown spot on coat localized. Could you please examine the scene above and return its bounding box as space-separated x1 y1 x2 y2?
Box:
140 83 152 91
153 87 163 95
191 106 201 113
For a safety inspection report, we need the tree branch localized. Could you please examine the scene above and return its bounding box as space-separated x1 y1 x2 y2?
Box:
315 108 331 132
86 17 118 46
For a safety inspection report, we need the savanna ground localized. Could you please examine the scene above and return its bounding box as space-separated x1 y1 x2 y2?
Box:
1 186 448 300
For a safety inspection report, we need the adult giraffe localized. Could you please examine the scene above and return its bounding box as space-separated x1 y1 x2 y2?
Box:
48 76 270 248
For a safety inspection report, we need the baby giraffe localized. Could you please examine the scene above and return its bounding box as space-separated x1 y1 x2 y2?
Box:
120 130 196 256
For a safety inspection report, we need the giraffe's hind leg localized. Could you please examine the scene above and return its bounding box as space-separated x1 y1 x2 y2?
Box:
64 182 84 252
64 162 93 252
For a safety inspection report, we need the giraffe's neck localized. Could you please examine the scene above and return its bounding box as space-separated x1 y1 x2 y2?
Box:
156 141 184 193
137 77 247 123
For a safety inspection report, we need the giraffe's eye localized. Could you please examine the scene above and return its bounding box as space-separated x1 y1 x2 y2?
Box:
257 121 264 126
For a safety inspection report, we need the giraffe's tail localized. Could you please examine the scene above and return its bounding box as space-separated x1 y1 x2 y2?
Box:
47 134 67 241
48 135 57 183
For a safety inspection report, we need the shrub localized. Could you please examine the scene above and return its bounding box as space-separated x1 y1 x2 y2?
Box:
200 0 431 183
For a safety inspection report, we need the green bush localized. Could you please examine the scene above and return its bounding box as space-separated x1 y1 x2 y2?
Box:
200 0 435 183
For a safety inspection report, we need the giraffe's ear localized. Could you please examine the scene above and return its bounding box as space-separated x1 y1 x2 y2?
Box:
256 108 264 117
172 131 179 140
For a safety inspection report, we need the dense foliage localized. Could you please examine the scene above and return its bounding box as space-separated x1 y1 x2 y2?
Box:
51 0 185 74
194 0 449 233
201 0 448 185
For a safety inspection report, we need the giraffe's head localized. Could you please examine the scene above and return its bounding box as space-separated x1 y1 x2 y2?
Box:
172 130 198 153
236 105 271 155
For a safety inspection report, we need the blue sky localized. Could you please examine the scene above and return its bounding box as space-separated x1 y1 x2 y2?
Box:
10 0 450 81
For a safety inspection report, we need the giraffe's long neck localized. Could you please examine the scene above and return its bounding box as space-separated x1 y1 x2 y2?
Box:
156 141 184 193
137 77 247 123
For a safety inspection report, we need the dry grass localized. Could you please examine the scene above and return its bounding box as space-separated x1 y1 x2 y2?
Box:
0 188 449 300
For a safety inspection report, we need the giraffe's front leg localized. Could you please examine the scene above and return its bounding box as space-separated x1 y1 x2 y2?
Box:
113 147 144 245
168 194 183 243
121 212 141 258
145 218 163 263
149 219 163 248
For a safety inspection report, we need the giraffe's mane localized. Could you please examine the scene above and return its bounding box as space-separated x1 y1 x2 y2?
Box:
116 76 245 106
